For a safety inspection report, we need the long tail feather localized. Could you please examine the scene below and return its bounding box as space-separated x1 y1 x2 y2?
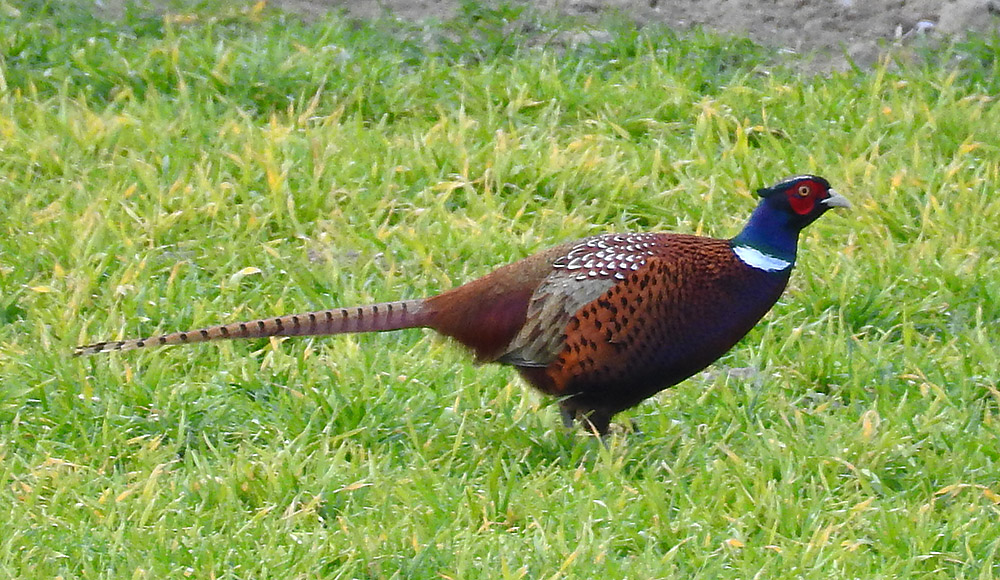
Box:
74 299 431 356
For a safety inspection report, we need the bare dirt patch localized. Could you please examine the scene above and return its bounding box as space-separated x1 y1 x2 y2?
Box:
287 0 1000 70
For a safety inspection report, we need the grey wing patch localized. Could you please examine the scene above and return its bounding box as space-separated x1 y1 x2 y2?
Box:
496 272 616 367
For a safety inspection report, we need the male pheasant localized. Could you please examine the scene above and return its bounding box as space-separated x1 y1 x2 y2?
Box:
76 175 849 434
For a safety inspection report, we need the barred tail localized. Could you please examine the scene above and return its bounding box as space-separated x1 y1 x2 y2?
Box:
73 299 431 356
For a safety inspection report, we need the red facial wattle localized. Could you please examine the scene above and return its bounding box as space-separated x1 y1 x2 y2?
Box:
787 180 823 215
788 193 815 215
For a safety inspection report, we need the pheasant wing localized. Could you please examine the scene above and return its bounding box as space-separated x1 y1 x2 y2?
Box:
497 273 616 366
496 233 666 367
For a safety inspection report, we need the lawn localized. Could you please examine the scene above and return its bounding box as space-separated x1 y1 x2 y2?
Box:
1 1 999 578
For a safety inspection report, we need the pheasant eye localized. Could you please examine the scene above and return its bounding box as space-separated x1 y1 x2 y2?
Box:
797 185 811 197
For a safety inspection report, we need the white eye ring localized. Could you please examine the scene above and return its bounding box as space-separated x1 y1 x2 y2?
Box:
797 185 810 197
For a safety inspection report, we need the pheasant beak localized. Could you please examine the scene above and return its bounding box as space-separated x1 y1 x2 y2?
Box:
821 189 851 209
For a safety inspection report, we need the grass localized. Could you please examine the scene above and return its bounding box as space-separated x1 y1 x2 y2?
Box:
1 1 999 578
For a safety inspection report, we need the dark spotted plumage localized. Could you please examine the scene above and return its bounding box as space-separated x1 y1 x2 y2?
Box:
515 235 792 433
76 175 850 434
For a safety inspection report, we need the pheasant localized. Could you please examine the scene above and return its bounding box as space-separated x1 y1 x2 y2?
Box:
76 175 849 434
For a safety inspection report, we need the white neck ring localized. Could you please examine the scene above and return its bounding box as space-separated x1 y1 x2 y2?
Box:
733 244 793 272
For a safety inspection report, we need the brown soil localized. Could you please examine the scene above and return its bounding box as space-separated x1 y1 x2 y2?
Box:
279 0 1000 70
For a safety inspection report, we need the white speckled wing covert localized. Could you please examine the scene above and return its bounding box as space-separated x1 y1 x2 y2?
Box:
497 234 664 367
552 233 661 281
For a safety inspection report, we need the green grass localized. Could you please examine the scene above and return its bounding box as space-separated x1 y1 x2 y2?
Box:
2 1 1000 578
